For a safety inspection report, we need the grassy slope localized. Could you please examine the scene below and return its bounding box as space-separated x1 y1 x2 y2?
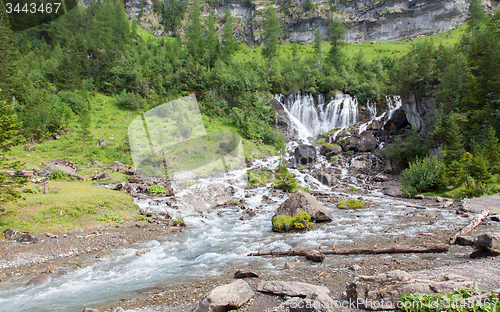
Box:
234 23 466 63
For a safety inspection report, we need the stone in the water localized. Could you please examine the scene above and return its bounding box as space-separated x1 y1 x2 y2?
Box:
373 174 388 182
192 280 254 312
355 131 377 152
234 270 259 278
26 275 48 286
314 172 332 186
306 250 325 262
471 233 500 258
83 309 100 312
294 144 316 164
273 190 332 223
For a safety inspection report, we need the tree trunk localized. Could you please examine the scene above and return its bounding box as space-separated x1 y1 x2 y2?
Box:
449 209 489 245
247 243 449 257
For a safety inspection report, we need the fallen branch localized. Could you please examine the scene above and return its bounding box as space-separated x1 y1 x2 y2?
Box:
449 209 489 245
247 243 449 257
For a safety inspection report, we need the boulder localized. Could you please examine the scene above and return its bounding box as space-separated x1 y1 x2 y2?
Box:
234 270 259 278
192 280 254 312
306 250 325 262
26 275 48 286
352 160 366 169
277 294 337 312
471 233 500 258
314 172 332 186
92 171 109 180
370 120 384 130
257 281 330 298
383 187 402 197
373 174 388 182
319 145 342 158
384 109 410 131
91 160 104 168
346 270 474 310
456 236 476 246
3 229 38 243
355 131 377 152
108 161 126 172
49 158 78 170
274 190 332 222
295 145 317 164
37 164 84 180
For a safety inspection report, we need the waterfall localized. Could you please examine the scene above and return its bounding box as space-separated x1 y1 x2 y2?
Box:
275 92 358 139
387 95 402 119
367 99 377 118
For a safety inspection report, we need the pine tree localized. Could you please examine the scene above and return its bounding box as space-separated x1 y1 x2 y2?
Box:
314 28 322 57
468 0 486 28
0 5 18 101
483 126 500 172
262 7 282 60
205 11 218 69
222 9 236 58
326 18 345 66
187 0 204 62
442 114 465 166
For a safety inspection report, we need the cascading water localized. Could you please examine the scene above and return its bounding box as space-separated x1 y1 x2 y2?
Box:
275 92 358 139
387 95 402 119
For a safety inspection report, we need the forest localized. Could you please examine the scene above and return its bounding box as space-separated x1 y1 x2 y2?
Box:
1 0 500 204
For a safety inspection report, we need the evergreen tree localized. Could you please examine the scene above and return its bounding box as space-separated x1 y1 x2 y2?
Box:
305 0 313 11
205 11 218 69
326 18 345 66
222 9 236 58
314 28 322 57
467 0 486 28
483 126 500 172
186 0 204 62
262 7 282 60
77 104 92 154
443 114 465 166
0 5 18 101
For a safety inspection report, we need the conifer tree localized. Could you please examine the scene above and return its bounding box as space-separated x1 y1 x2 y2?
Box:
206 11 218 69
326 18 345 66
483 126 500 172
222 9 236 58
0 4 18 101
187 0 204 62
262 7 282 60
314 28 322 57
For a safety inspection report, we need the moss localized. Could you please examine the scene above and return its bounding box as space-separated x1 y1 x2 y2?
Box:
272 210 313 232
337 198 365 209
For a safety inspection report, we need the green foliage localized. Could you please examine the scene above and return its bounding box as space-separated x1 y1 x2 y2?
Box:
222 9 236 58
330 156 339 162
305 0 313 11
399 287 500 312
272 210 312 232
349 186 358 192
262 7 282 59
337 198 365 209
272 158 298 192
382 129 429 168
115 91 148 111
401 156 446 198
97 213 124 223
49 170 70 181
326 19 346 66
147 185 166 194
172 216 184 226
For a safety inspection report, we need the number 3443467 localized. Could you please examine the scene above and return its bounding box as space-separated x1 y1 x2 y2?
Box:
5 2 62 14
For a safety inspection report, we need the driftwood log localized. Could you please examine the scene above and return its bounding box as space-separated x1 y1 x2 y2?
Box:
247 243 449 257
450 209 489 245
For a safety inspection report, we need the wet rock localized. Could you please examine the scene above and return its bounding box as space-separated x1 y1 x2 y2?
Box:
257 281 330 297
83 309 100 312
384 109 410 131
27 275 48 286
370 120 383 130
192 280 254 312
456 236 476 246
234 270 259 278
383 187 402 198
91 160 104 168
351 160 366 169
373 174 388 182
3 229 38 242
346 270 474 310
349 264 362 271
295 145 317 164
274 190 332 223
471 233 500 258
306 250 325 262
92 171 109 180
355 131 377 152
314 172 332 186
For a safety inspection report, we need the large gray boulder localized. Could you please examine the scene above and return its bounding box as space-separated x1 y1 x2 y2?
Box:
314 171 332 186
346 270 475 310
471 233 500 258
355 131 377 152
192 280 254 312
273 190 332 222
38 164 84 180
257 281 330 297
294 145 317 164
384 109 410 131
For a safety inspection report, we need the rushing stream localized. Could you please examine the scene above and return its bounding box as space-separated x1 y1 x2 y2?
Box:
1 93 461 312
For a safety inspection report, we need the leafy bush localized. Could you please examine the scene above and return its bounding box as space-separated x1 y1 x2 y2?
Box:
272 159 298 192
399 287 500 312
49 170 69 181
337 198 365 209
400 156 446 198
272 210 312 232
147 185 166 194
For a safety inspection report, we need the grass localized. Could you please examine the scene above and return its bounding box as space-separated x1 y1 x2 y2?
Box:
0 181 138 235
234 24 467 64
337 198 365 209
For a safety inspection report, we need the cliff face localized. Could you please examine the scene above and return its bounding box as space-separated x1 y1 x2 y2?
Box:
117 0 499 44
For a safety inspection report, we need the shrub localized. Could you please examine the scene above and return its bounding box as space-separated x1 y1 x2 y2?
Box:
337 198 365 209
400 156 446 198
147 185 166 194
49 170 69 181
330 156 339 162
272 210 312 232
272 159 298 192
